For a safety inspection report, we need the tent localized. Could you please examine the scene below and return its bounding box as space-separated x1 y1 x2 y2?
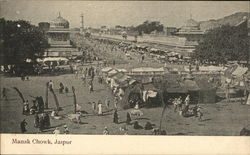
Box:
101 67 113 73
195 78 217 104
131 67 165 75
232 66 248 78
120 84 144 109
182 79 200 104
199 66 226 72
182 80 200 91
117 69 128 73
107 69 119 76
224 64 238 78
142 83 162 107
132 67 165 73
41 57 69 63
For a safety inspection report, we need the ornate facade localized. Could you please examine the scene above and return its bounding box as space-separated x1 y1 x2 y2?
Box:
44 13 80 57
175 18 204 42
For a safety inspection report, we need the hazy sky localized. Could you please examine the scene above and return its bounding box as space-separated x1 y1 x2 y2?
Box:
1 1 249 28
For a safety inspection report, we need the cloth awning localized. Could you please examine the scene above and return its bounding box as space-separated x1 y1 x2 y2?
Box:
164 81 188 93
132 67 165 73
108 69 119 76
42 57 69 62
47 48 78 52
199 66 227 72
182 80 200 91
232 66 248 77
101 67 113 73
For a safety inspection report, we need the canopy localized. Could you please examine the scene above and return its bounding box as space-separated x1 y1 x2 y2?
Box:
42 57 69 62
199 66 227 72
150 48 158 51
182 80 200 91
132 67 165 73
101 67 113 73
117 69 128 73
232 66 248 78
108 69 120 76
143 83 157 91
164 80 188 93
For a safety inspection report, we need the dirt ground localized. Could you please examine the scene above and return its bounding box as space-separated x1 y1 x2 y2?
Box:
1 73 249 136
1 37 249 135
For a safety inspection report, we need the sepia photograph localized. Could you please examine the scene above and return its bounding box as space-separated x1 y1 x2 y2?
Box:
0 0 249 137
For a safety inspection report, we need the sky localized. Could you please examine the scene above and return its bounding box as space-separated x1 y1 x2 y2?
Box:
0 1 249 28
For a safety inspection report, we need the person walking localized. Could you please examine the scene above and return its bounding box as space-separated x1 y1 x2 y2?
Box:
226 82 230 103
44 113 50 128
89 80 93 93
184 95 190 106
20 119 28 133
48 80 53 91
82 74 86 85
2 87 7 100
53 127 60 134
173 98 178 112
103 126 109 135
113 110 119 124
23 100 29 115
126 112 132 125
63 125 69 134
59 82 64 93
98 100 103 115
92 102 96 114
197 106 203 121
105 97 110 110
177 96 183 111
34 113 39 128
114 96 118 110
38 114 44 132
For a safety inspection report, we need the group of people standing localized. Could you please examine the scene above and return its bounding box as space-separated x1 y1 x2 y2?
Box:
34 113 51 132
172 95 203 121
22 96 45 115
90 100 104 115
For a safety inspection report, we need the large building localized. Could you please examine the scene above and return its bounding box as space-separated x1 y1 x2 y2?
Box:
175 18 204 42
44 13 80 58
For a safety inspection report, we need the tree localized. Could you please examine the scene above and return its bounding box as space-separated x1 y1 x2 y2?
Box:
193 24 249 65
0 18 48 73
135 21 164 35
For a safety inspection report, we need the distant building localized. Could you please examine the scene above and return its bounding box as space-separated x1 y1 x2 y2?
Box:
175 18 204 42
100 26 109 34
44 13 80 57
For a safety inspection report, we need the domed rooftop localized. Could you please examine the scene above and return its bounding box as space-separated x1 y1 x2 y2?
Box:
185 19 199 27
180 18 200 31
50 12 69 29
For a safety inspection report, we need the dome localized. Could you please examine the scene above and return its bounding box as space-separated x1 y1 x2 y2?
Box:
50 13 69 29
179 18 200 31
185 19 199 27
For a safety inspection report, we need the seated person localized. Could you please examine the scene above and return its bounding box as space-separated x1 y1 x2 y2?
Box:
144 122 154 130
134 121 143 129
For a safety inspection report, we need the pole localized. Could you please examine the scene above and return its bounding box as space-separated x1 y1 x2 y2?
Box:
72 86 77 113
45 82 49 109
50 88 60 111
80 13 84 33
